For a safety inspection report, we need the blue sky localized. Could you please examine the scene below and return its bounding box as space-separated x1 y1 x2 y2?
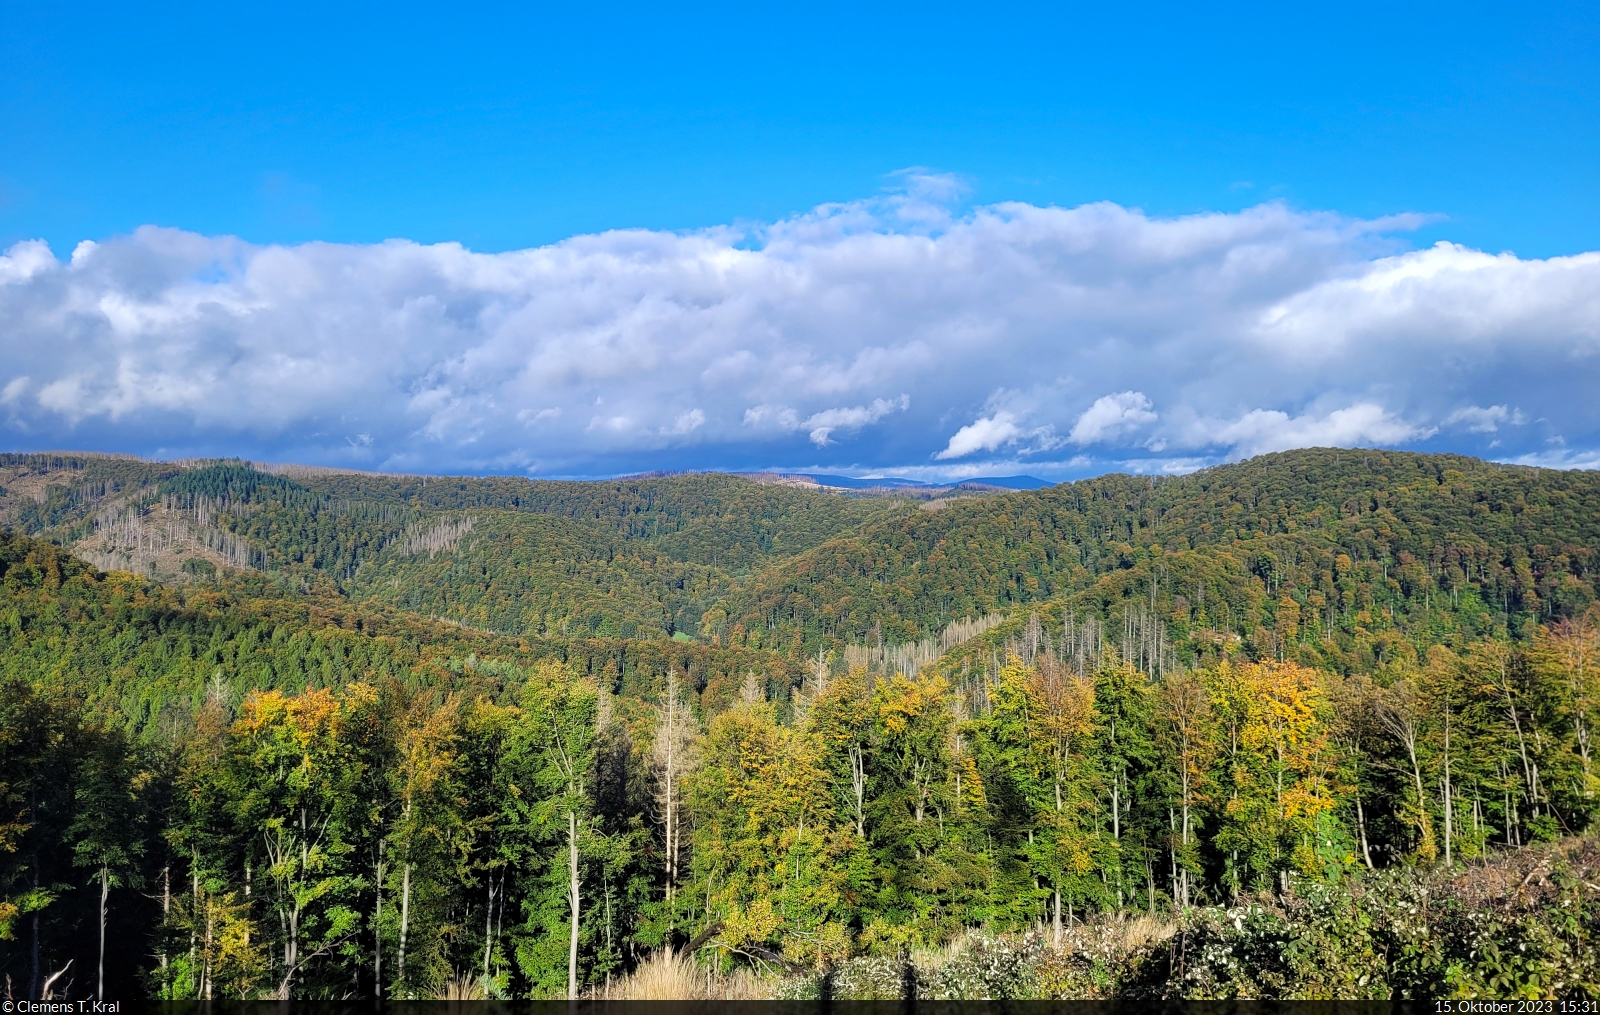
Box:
2 0 1598 478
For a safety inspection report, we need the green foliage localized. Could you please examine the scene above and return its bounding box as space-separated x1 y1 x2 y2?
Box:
1 455 891 641
162 464 304 504
778 834 1600 1000
0 528 801 731
347 511 730 640
1167 838 1600 999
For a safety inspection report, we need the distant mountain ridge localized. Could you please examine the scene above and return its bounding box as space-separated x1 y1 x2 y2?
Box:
745 472 1052 491
2 448 1596 672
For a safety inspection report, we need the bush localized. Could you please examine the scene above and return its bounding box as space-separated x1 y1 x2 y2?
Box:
1168 837 1600 999
779 836 1600 1001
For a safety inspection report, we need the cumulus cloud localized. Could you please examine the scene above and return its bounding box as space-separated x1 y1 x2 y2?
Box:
739 397 909 446
663 408 705 435
936 402 1066 460
1175 403 1432 459
1 191 1598 476
936 412 1023 459
1069 392 1158 445
799 396 909 446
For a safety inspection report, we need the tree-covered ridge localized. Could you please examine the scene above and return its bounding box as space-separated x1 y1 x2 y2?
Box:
0 455 895 576
0 530 799 735
4 448 1598 670
0 457 901 640
722 449 1600 665
442 473 897 572
4 443 1600 1000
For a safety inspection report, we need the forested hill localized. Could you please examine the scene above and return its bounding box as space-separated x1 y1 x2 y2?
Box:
0 455 900 639
0 528 803 730
3 448 1598 667
721 449 1600 672
0 454 894 575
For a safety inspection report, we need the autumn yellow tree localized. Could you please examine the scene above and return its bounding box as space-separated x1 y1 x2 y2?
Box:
1208 661 1338 893
386 693 467 997
688 685 855 966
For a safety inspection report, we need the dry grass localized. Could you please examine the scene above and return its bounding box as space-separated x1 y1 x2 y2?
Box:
440 972 488 1000
602 948 774 1000
1084 912 1179 953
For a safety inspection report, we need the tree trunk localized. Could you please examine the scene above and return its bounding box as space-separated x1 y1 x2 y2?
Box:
1499 656 1537 802
1146 856 1154 916
98 864 108 1000
1443 709 1454 866
160 866 170 997
398 862 412 992
664 688 676 910
374 840 384 998
191 854 199 997
1405 734 1427 840
1355 792 1374 868
483 871 495 979
568 809 580 1001
1052 888 1061 949
850 743 867 839
1111 769 1120 840
203 896 214 1000
28 794 36 1000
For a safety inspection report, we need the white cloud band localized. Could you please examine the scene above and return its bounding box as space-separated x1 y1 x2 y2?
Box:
1 191 1596 476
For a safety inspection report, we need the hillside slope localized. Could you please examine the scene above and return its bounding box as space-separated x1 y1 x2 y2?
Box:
721 449 1600 669
4 448 1597 671
0 528 801 730
4 448 1600 1001
0 455 903 640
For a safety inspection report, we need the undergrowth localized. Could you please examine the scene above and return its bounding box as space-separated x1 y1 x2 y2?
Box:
778 835 1600 1000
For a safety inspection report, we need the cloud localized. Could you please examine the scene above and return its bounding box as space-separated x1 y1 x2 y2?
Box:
1069 392 1158 445
0 192 1597 476
518 407 561 425
935 406 1065 459
663 408 705 435
1444 404 1524 433
743 404 799 430
1176 402 1432 459
1514 447 1600 470
936 412 1023 459
799 396 909 446
740 396 909 446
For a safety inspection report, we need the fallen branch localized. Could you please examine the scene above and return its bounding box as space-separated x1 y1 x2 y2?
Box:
685 920 724 954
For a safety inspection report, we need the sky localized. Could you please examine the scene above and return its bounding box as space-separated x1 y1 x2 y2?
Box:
1 0 1597 480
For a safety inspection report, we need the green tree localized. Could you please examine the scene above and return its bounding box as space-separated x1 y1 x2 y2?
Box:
69 723 146 1000
230 687 365 997
988 657 1102 944
506 663 601 998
